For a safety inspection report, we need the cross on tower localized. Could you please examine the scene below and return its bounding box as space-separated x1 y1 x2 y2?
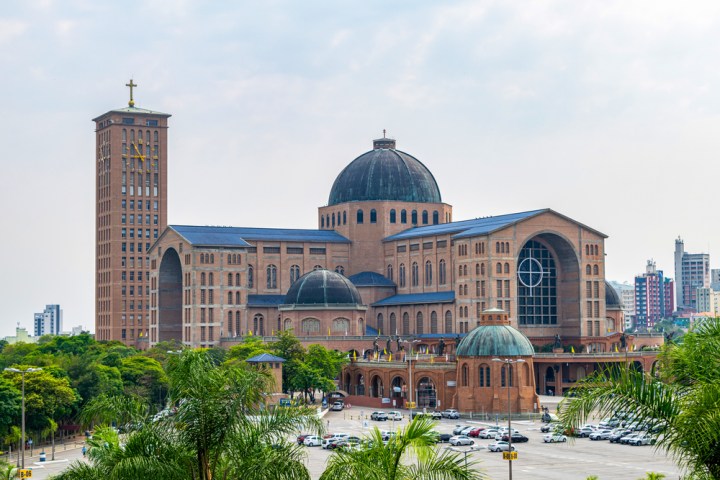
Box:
125 79 137 107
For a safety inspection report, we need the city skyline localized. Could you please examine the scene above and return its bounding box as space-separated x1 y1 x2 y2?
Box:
3 1 720 336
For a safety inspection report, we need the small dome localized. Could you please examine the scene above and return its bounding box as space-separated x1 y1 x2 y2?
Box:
284 269 363 306
456 324 535 357
605 281 622 309
328 138 442 206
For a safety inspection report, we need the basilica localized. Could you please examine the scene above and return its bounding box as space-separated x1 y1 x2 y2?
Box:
148 135 658 413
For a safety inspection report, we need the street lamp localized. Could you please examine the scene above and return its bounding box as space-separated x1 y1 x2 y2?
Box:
5 367 42 469
492 358 524 480
445 445 482 469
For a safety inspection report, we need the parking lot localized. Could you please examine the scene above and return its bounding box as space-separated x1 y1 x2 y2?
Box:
302 407 683 479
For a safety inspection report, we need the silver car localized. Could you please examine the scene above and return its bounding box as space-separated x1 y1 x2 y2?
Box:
449 435 474 446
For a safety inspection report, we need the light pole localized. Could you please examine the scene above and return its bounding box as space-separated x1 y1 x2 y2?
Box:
492 358 524 480
5 367 42 469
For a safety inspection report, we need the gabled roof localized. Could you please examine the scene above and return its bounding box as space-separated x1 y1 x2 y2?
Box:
246 353 286 363
373 291 455 306
247 295 287 307
167 225 350 248
384 209 607 241
348 271 396 287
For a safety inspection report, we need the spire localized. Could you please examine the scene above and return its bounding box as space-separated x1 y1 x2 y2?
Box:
373 130 396 149
125 78 137 107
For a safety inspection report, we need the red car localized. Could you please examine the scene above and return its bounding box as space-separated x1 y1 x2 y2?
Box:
467 427 486 438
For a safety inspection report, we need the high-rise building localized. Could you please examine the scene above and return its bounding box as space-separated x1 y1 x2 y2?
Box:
93 80 170 344
635 260 673 330
674 237 710 312
711 269 720 291
33 304 62 337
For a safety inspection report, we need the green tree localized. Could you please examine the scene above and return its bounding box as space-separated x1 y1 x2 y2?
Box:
0 378 20 440
321 416 483 480
271 330 306 394
118 355 168 407
226 336 271 363
79 393 148 428
559 317 720 480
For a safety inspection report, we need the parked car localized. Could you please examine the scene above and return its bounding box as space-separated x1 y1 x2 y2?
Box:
608 429 632 443
449 435 474 446
620 433 642 445
296 434 311 445
453 425 469 435
412 411 442 420
540 422 559 433
331 402 344 411
479 429 500 439
543 433 567 443
577 426 597 438
500 433 529 443
371 411 388 421
467 427 486 438
322 433 350 449
428 431 451 443
488 441 516 452
387 411 403 421
380 430 397 442
627 433 656 446
589 429 613 440
442 409 460 419
303 435 322 447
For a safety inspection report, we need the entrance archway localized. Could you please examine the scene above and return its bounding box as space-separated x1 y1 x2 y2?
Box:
391 376 405 400
416 377 437 408
158 248 183 342
370 375 384 398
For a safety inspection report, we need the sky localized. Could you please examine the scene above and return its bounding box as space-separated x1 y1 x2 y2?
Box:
2 0 720 337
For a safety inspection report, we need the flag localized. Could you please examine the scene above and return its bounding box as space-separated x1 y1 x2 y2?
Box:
248 330 252 336
430 355 434 364
633 344 637 351
379 328 382 335
570 346 575 354
614 345 618 353
271 330 274 336
328 327 331 336
388 353 392 361
384 348 387 355
353 350 357 361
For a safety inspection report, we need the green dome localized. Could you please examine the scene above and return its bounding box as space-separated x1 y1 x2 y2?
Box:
456 324 534 357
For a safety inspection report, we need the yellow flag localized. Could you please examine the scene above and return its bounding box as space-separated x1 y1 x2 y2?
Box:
353 350 357 360
388 353 392 361
430 355 434 363
614 345 618 353
379 328 382 335
384 348 387 355
248 330 253 336
328 327 331 336
570 346 575 354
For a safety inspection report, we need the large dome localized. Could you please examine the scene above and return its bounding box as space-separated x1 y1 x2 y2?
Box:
328 138 442 206
284 269 363 306
456 324 535 357
605 281 622 309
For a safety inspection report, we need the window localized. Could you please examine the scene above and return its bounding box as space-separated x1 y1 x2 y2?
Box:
517 240 558 325
201 272 206 286
461 364 469 387
399 264 406 287
411 210 418 224
321 216 325 228
430 311 438 333
402 312 410 335
290 265 301 284
357 210 364 224
228 273 233 286
301 318 320 333
390 313 397 335
416 312 424 334
439 259 446 285
235 273 240 286
445 310 453 333
504 263 510 274
253 314 265 336
432 211 439 225
335 265 345 275
248 265 254 288
235 291 240 304
370 209 377 223
332 213 335 227
390 209 396 223
377 314 384 335
411 262 419 287
425 261 433 286
586 264 592 275
422 210 428 224
266 265 277 289
387 264 394 282
343 211 347 225
496 263 502 274
593 264 599 275
401 209 407 224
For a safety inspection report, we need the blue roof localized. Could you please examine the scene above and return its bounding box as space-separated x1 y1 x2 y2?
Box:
248 295 286 307
348 271 396 287
247 353 286 363
384 210 547 242
373 291 455 306
169 225 350 246
366 325 379 336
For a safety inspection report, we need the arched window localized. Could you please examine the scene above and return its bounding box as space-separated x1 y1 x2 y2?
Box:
458 265 463 277
390 313 397 335
481 263 485 275
401 210 407 224
332 318 350 333
425 261 432 286
235 273 240 286
463 265 468 276
301 318 320 333
445 310 453 333
479 364 491 387
399 264 406 287
422 210 428 224
266 265 277 289
585 245 590 256
313 265 323 270
416 312 424 334
387 264 394 282
227 292 232 304
496 242 500 254
411 262 419 286
343 211 347 225
439 260 446 285
390 209 396 223
370 209 377 223
459 307 464 318
476 263 480 275
248 265 254 288
253 314 265 336
235 311 241 335
326 215 330 227
594 245 599 255
586 264 592 275
504 263 510 274
321 216 325 228
432 211 439 225
235 291 240 304
284 318 292 331
210 254 214 263
228 273 233 286
593 264 599 275
201 272 206 285
496 262 502 274
227 311 233 334
377 313 384 335
461 364 469 387
402 312 410 335
209 273 214 285
290 265 301 284
332 213 335 227
335 265 345 275
357 209 364 224
411 210 418 224
430 311 438 333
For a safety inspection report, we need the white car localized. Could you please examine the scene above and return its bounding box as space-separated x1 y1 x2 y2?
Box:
487 441 515 452
479 429 500 439
589 429 613 440
543 433 567 443
442 409 460 419
449 435 474 446
303 435 322 446
322 433 350 449
387 411 403 421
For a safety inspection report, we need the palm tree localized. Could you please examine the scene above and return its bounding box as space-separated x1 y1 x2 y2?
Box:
0 460 17 480
559 317 720 479
320 416 484 480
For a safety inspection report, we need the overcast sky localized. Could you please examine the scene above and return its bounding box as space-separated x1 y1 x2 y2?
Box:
2 0 719 337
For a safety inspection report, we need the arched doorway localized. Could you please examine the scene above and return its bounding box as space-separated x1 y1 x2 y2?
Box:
391 376 405 401
343 372 351 392
158 248 183 342
631 361 644 373
371 375 384 398
416 377 437 408
356 374 365 396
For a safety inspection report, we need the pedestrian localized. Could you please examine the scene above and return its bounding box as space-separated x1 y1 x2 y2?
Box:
82 445 87 457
